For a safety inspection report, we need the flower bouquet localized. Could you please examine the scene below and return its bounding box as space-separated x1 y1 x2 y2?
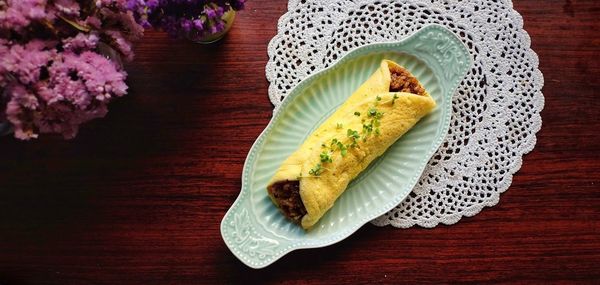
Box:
0 0 247 140
0 0 144 140
128 0 246 43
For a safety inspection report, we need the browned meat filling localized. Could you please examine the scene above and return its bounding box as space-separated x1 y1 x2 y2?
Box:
389 65 426 95
267 180 307 223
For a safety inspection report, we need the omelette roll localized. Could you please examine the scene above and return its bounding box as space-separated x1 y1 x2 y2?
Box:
267 60 437 229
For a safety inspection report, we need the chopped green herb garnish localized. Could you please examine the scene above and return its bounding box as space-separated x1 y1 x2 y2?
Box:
336 123 343 129
362 123 373 134
347 129 360 148
320 151 333 163
392 94 399 105
361 106 385 139
309 163 324 176
368 108 377 117
354 111 361 116
375 128 381 135
338 142 347 156
376 95 382 101
368 107 383 118
347 129 360 140
330 138 347 156
321 143 326 148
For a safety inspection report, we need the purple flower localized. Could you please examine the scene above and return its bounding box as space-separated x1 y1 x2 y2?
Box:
192 19 203 30
146 0 159 9
215 6 224 17
180 19 192 32
213 20 225 33
204 7 216 19
126 0 247 39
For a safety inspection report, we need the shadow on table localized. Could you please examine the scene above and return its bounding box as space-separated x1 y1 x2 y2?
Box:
215 224 383 283
0 34 232 249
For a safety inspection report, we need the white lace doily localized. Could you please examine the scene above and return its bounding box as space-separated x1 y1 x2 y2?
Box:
265 0 544 228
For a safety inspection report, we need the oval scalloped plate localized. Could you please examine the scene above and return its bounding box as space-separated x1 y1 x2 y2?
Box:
221 24 472 268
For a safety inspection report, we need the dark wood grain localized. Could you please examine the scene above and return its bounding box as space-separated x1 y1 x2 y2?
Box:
0 0 599 284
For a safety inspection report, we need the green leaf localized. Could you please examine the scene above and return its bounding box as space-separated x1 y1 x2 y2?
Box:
58 15 91 32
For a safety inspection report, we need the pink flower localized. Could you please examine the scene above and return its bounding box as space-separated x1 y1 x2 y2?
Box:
104 30 134 62
5 84 40 139
29 51 127 139
63 32 100 52
84 15 103 29
1 39 128 140
1 40 56 85
0 39 10 88
53 0 80 17
0 0 49 33
0 0 144 139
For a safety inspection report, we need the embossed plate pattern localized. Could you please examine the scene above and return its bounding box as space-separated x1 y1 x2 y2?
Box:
221 24 472 268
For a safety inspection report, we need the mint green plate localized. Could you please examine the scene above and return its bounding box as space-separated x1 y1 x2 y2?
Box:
221 24 472 269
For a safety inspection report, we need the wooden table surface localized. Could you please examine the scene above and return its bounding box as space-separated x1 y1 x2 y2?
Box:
1 0 599 284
